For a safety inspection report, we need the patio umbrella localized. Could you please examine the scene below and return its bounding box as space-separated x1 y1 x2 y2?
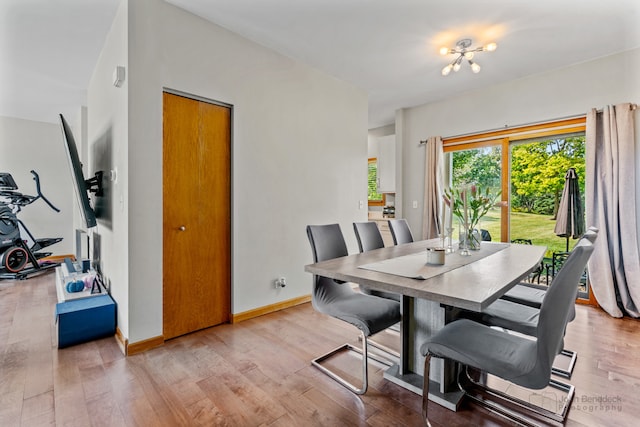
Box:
554 167 585 252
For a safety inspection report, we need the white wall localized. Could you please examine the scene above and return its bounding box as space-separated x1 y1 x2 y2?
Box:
89 0 368 344
0 116 74 255
368 123 395 157
398 48 640 237
87 0 129 337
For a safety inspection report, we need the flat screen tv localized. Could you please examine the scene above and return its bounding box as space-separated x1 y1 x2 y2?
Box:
59 114 100 229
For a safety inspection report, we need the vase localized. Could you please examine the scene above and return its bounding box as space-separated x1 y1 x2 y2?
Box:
469 228 481 250
459 222 482 251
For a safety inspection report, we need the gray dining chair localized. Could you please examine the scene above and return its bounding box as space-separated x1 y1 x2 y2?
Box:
353 222 401 360
388 218 414 245
353 221 385 253
420 240 594 426
502 228 598 309
353 222 399 302
481 229 598 379
306 224 401 394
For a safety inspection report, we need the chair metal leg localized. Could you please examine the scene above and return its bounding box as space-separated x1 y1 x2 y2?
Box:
312 330 392 395
424 354 574 426
551 348 577 379
421 353 433 427
357 325 401 364
459 365 575 426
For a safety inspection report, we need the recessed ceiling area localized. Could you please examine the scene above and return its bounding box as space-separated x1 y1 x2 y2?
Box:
2 0 639 128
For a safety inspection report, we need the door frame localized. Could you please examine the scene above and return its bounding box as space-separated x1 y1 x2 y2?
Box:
162 87 234 330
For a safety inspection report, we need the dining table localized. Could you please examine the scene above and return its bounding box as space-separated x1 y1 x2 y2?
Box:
304 238 546 410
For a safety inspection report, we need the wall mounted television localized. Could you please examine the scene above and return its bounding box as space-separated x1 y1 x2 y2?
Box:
59 114 103 229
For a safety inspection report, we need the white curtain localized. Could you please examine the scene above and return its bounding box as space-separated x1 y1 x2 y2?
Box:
585 103 640 318
422 136 444 239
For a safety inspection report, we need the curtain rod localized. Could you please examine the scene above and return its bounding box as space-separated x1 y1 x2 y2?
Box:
419 104 637 145
589 103 637 112
419 113 585 145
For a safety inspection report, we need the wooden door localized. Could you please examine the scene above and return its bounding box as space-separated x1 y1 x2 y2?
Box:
163 92 231 340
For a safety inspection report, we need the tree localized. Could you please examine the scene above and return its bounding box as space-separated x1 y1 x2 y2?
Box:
368 160 383 202
451 136 585 216
511 137 585 215
452 146 501 191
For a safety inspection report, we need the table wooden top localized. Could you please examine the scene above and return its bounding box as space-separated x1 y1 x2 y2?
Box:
304 240 546 312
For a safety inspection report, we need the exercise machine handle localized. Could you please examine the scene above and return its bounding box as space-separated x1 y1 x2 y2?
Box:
30 170 60 213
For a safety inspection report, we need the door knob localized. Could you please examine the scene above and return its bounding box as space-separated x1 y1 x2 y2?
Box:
178 225 186 231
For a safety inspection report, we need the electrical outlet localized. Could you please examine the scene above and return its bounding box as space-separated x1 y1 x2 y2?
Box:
413 200 418 209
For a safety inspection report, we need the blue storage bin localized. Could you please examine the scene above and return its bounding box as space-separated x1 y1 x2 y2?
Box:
55 294 116 348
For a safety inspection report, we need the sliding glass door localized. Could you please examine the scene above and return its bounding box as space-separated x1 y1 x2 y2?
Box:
443 118 592 302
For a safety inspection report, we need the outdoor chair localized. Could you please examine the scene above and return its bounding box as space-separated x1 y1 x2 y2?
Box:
306 224 401 394
508 238 546 283
546 251 570 283
420 241 594 426
510 238 532 245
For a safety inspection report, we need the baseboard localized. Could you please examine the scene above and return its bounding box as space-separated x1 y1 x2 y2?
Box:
126 335 165 356
114 295 311 355
114 327 128 355
232 294 311 323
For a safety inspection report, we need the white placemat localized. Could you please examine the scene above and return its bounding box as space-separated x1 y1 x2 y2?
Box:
358 242 509 280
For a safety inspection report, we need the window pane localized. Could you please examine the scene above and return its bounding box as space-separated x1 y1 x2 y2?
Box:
510 136 585 255
450 146 502 241
368 159 383 202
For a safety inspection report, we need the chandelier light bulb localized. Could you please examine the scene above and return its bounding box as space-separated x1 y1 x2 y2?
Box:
485 42 498 52
441 64 453 76
439 46 450 56
469 60 481 73
463 51 474 60
453 62 461 72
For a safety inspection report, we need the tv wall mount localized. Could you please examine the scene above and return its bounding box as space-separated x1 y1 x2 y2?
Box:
86 171 104 197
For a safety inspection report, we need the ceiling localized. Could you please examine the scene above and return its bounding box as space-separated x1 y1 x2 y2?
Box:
2 0 639 128
0 0 120 125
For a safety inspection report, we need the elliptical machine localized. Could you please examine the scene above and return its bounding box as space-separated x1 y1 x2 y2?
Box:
0 170 62 280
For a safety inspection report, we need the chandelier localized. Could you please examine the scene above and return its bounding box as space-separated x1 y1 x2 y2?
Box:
440 38 497 76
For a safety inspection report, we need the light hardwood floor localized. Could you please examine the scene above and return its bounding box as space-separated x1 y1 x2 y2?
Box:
1 272 639 426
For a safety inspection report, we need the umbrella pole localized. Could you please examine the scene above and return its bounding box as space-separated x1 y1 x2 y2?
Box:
566 235 569 252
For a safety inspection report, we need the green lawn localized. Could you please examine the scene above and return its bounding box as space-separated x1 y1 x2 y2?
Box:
480 209 576 257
